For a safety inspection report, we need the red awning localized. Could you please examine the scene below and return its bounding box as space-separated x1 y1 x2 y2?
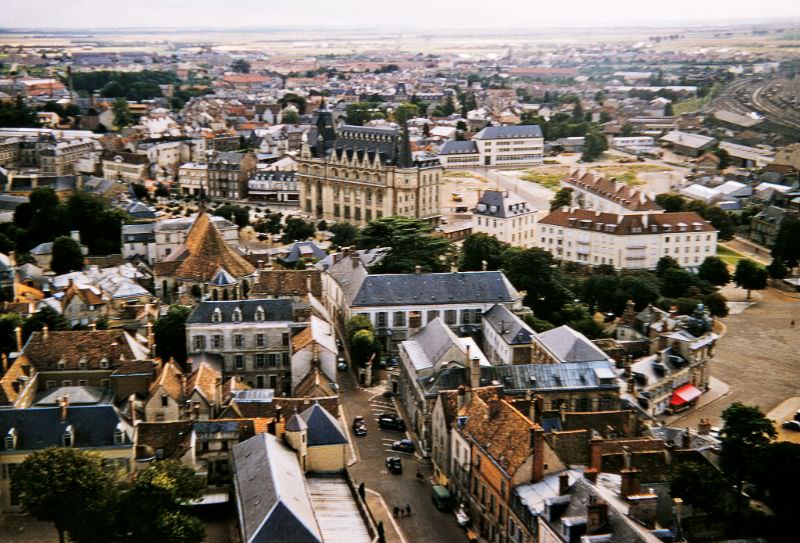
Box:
670 384 702 407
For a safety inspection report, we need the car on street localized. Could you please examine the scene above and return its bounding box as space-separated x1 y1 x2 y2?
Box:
337 357 348 371
392 438 415 453
782 420 800 431
352 416 367 436
378 413 406 431
385 456 402 475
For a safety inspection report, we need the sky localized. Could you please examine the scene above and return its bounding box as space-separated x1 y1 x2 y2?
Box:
3 0 800 29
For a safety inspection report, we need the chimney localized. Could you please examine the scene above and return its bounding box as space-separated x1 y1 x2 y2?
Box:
128 393 137 425
590 435 604 471
70 230 81 244
414 265 422 274
531 427 545 482
456 385 467 411
146 321 154 357
558 472 570 495
586 495 609 535
626 375 635 394
350 253 359 268
628 489 658 529
535 395 544 424
470 356 480 390
42 324 49 340
60 395 70 422
15 326 21 351
620 468 641 498
481 259 487 271
450 259 458 273
583 467 598 483
306 275 313 295
681 427 691 449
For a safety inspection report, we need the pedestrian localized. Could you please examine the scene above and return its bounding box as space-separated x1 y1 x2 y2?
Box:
393 506 399 518
405 504 411 516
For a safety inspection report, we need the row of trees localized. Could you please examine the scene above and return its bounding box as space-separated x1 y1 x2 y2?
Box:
654 193 737 240
71 70 179 101
13 448 205 543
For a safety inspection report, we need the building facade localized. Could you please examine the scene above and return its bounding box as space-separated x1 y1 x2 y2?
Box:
472 190 538 248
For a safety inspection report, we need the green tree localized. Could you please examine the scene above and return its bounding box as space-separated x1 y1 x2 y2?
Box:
214 204 249 228
751 442 800 521
154 305 191 364
231 59 251 73
580 128 607 162
12 448 115 543
393 103 419 124
767 258 788 279
550 187 573 211
733 259 767 300
714 147 730 170
100 81 125 98
0 312 23 356
278 93 307 114
719 403 776 509
22 305 69 342
281 217 315 243
282 108 299 124
703 291 729 318
460 233 507 271
572 100 584 121
67 192 124 255
655 193 686 212
50 236 83 274
698 256 731 286
346 315 373 340
344 102 375 126
0 95 39 127
350 328 381 367
771 217 800 268
655 255 681 277
329 222 359 247
501 247 573 322
670 461 727 516
660 267 696 298
112 98 132 128
357 217 453 274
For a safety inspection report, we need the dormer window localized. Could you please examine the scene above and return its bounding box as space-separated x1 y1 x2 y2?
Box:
5 428 17 450
78 358 87 370
254 307 265 322
113 423 126 445
57 359 66 370
232 308 242 323
100 358 110 369
63 425 74 447
211 308 222 323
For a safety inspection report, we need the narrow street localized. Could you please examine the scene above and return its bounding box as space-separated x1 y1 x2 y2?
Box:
338 368 469 543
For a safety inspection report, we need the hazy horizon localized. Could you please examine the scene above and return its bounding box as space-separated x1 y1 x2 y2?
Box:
3 0 800 31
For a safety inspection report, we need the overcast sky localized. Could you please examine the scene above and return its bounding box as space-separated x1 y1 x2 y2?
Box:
3 0 800 29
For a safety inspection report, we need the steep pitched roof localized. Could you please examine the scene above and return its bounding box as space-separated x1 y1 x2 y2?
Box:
401 317 464 372
135 420 194 461
483 304 535 345
299 402 347 447
294 367 337 398
163 210 255 283
537 326 611 363
22 330 150 372
185 354 222 403
251 269 322 298
149 359 184 401
0 358 35 405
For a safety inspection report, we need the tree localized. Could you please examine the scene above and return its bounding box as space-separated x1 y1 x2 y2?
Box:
655 255 681 277
767 258 788 279
750 442 800 521
719 403 776 507
281 217 315 243
393 103 419 125
154 305 191 364
344 102 375 126
282 108 299 124
580 128 607 162
698 256 731 286
214 204 249 228
231 59 251 73
22 305 69 342
550 187 573 211
771 217 800 268
329 222 359 247
501 247 573 322
461 233 507 271
0 95 38 127
655 193 686 212
112 98 132 128
357 217 453 274
12 448 115 543
703 291 729 318
316 220 328 232
0 312 23 356
100 81 125 98
733 259 767 300
350 328 381 367
670 461 727 516
346 315 373 340
659 267 695 298
50 236 83 274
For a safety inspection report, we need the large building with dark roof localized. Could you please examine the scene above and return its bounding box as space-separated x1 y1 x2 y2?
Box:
297 108 443 225
472 190 538 248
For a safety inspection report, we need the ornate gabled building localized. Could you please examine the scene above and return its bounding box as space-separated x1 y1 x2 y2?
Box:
297 109 443 225
153 210 256 302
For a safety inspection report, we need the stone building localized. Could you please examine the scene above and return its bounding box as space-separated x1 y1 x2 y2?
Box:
206 151 257 201
297 108 443 225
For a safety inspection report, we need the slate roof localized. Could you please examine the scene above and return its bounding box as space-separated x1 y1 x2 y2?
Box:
538 209 715 235
483 304 535 345
135 420 194 461
474 190 534 218
537 325 611 363
439 140 479 155
35 386 108 406
299 402 347 447
279 242 327 264
351 271 518 307
401 317 464 372
286 413 308 432
233 433 322 543
0 405 130 452
475 125 543 140
187 299 294 324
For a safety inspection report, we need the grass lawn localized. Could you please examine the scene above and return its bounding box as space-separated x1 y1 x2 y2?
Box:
520 171 564 190
717 244 765 269
673 83 720 115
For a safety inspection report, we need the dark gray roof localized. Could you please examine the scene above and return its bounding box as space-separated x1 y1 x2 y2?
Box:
280 242 327 264
475 125 543 140
35 386 108 406
0 405 129 452
483 304 534 345
351 271 517 307
300 403 347 447
286 413 308 432
187 299 294 324
439 140 478 155
537 325 611 363
474 190 534 219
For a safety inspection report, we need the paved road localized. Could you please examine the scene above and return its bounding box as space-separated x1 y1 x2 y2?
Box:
339 369 469 543
672 287 800 430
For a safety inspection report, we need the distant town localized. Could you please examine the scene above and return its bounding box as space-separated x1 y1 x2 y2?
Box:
0 16 797 543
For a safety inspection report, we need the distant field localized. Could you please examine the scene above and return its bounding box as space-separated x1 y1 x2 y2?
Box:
673 83 720 115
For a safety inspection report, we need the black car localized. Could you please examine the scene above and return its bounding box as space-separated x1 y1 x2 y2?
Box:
352 416 367 436
385 456 402 475
392 438 415 453
378 413 406 431
782 420 800 431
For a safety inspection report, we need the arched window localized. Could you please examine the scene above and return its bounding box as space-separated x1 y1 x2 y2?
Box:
232 307 242 322
254 306 265 321
212 308 222 323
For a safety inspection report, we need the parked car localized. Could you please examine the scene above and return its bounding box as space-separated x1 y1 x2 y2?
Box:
392 438 415 453
431 485 453 512
337 357 348 371
782 420 800 431
352 416 367 436
385 456 402 475
378 413 406 431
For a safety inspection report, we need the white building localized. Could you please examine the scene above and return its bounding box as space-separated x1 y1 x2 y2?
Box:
178 162 208 196
472 190 538 248
438 125 544 168
537 209 717 269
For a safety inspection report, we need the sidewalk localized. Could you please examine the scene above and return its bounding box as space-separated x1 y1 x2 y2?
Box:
664 376 730 425
365 488 407 543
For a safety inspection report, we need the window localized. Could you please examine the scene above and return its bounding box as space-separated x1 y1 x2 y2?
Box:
46 380 56 390
268 353 279 368
193 335 206 350
211 308 222 323
393 311 406 327
376 312 388 327
78 380 88 387
234 334 244 348
256 375 266 388
161 394 168 407
255 307 265 321
255 354 266 368
445 310 458 325
256 334 265 347
282 333 289 346
408 312 422 328
235 355 245 370
212 335 222 349
427 310 440 322
62 380 73 386
232 308 242 322
282 352 290 367
78 359 87 370
5 428 17 451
